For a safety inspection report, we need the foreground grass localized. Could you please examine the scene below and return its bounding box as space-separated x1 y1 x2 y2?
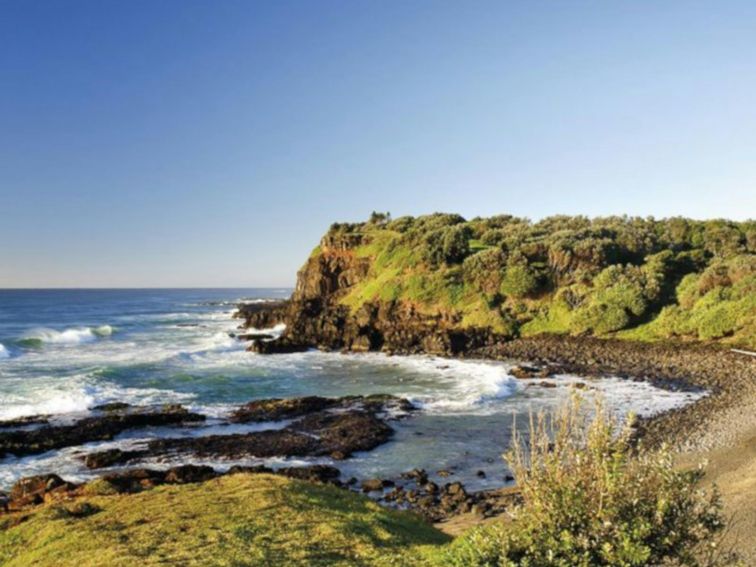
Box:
0 473 449 567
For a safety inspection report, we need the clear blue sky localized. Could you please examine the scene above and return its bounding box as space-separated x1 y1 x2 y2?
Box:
2 1 755 287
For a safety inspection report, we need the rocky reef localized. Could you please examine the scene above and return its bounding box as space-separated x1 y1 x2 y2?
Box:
0 405 205 458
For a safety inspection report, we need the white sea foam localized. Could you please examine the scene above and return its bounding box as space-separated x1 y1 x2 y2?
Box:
0 372 196 422
0 387 95 420
21 325 114 346
378 355 520 413
0 343 8 359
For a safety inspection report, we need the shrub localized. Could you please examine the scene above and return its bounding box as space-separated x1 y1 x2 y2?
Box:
500 264 539 298
422 225 473 265
442 225 473 264
437 396 727 567
463 248 507 295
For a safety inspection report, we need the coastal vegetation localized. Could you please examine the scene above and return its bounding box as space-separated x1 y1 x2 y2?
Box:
330 213 755 347
426 397 727 566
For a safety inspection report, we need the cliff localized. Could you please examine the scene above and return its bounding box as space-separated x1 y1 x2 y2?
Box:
238 213 756 354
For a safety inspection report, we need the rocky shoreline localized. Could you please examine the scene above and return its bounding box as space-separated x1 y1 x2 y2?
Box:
1 334 752 527
0 392 513 523
237 297 754 452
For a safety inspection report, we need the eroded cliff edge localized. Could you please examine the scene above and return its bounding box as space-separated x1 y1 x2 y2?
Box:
237 228 502 355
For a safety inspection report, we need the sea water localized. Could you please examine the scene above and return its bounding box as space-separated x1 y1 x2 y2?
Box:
0 289 704 491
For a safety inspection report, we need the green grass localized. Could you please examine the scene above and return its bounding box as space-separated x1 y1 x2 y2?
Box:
0 474 449 567
520 300 573 336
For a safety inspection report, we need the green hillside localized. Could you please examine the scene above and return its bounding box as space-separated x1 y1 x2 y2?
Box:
0 473 447 567
330 212 756 348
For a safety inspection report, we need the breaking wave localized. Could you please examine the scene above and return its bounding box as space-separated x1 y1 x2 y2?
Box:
18 325 114 347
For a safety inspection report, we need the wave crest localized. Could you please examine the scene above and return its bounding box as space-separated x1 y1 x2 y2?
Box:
19 325 115 346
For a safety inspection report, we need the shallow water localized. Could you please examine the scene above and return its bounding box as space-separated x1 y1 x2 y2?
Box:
0 289 705 491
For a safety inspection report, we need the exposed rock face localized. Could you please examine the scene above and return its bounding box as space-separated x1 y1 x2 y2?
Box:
0 405 206 458
236 233 503 355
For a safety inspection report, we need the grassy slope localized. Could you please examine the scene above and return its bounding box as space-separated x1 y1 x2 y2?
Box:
0 474 449 567
331 215 756 348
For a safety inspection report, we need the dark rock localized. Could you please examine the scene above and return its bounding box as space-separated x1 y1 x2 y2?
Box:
149 429 320 460
437 469 452 477
290 410 393 457
99 469 167 493
401 468 428 485
92 402 131 412
146 407 394 461
164 465 217 484
84 448 146 469
227 465 274 475
237 333 275 341
231 396 338 423
277 465 341 484
361 478 385 492
9 474 69 507
234 300 289 329
247 338 310 354
0 415 50 429
476 470 486 478
0 405 205 458
509 365 542 379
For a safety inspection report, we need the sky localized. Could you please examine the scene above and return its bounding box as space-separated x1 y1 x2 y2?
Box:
1 1 755 288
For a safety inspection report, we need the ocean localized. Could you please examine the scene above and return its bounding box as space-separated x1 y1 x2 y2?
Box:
0 288 703 491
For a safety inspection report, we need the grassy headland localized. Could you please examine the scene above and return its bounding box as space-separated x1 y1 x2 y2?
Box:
329 213 755 348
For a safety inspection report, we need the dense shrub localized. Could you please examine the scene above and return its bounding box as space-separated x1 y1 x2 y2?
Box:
335 212 755 347
435 396 727 567
500 264 539 298
421 225 473 266
463 248 507 296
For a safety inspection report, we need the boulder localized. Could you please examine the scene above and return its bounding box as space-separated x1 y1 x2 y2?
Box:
361 479 386 492
164 465 217 484
9 474 68 507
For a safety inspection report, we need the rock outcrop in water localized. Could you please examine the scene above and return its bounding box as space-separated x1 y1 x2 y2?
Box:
0 405 205 458
82 395 412 468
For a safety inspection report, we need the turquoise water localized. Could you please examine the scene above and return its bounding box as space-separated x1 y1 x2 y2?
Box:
0 289 703 491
